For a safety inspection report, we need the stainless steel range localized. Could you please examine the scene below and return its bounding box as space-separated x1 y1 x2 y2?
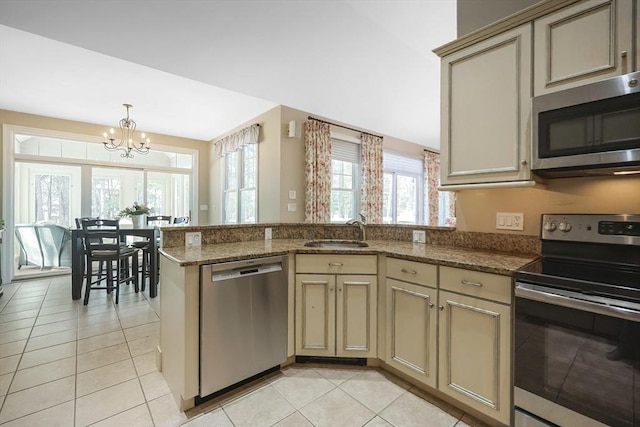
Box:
514 214 640 427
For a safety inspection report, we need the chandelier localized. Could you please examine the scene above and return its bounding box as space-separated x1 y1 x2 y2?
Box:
102 104 151 158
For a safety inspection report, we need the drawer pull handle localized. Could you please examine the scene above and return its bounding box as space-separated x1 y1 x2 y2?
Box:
328 262 343 266
461 279 483 287
401 268 417 275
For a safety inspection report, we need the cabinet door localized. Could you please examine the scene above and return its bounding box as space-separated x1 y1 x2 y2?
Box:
386 279 437 388
336 275 377 358
440 24 532 186
438 290 511 425
534 0 634 95
295 274 335 357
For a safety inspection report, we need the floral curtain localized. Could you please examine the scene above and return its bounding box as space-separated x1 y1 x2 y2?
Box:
304 120 332 222
424 150 456 226
360 133 384 223
214 123 260 157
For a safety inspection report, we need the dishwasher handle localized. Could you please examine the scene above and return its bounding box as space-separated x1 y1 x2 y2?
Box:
210 262 282 282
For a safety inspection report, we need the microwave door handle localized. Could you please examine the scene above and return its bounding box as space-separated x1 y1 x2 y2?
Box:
515 283 640 322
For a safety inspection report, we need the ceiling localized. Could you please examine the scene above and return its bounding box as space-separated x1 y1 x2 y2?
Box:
0 0 456 149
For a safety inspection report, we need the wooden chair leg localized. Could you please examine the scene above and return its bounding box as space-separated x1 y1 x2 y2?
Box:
84 267 92 305
133 253 140 293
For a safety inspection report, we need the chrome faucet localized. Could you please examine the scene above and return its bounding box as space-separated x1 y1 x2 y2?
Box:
346 213 366 241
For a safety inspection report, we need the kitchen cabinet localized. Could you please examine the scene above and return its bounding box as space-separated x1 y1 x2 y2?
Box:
295 254 377 358
533 0 636 96
438 266 512 426
385 258 438 388
439 24 533 188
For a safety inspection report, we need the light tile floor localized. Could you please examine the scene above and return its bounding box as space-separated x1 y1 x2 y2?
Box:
0 276 488 427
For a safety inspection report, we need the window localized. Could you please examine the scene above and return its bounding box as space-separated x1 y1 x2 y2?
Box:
330 139 360 222
383 152 423 224
223 144 257 224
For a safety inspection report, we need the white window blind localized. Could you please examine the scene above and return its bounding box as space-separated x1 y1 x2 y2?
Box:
332 140 360 163
384 151 422 174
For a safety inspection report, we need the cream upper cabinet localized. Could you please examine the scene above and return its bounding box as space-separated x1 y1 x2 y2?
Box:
438 267 512 426
440 24 533 187
295 255 377 358
534 0 636 96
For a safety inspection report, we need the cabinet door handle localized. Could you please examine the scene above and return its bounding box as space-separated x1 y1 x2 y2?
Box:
328 262 343 267
461 279 483 287
401 268 417 275
438 305 444 311
329 287 335 292
428 302 434 308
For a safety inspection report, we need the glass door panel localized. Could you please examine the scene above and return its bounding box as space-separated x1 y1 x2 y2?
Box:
15 162 82 227
13 162 81 277
91 168 143 222
147 171 190 219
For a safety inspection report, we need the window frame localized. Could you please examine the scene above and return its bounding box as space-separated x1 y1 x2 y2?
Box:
383 151 424 225
330 135 361 223
222 143 258 224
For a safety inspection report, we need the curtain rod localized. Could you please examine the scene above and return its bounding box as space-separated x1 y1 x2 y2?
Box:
423 148 440 154
307 116 383 139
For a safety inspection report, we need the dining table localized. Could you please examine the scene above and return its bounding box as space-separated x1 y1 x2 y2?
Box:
70 225 160 300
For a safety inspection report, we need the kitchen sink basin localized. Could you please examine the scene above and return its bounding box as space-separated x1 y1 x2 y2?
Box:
304 240 369 249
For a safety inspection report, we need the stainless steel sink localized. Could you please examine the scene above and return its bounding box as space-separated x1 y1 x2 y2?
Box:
304 240 369 249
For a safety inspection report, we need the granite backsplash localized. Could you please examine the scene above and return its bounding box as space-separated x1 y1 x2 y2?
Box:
161 224 541 256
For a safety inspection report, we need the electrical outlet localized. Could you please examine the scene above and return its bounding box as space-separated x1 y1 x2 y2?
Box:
265 228 272 240
412 230 426 243
287 203 296 212
496 212 524 231
185 231 202 247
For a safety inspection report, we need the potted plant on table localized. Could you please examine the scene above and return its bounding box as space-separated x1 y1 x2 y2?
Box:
119 202 151 228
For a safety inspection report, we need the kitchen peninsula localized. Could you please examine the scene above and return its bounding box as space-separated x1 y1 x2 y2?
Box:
157 224 537 426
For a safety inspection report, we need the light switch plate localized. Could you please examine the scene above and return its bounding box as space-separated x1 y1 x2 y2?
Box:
185 231 202 246
496 212 524 231
412 230 426 243
288 190 296 200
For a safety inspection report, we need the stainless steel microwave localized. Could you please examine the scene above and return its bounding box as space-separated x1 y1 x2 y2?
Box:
532 71 640 178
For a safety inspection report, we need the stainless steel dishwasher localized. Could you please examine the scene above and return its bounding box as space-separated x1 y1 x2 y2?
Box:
200 255 287 397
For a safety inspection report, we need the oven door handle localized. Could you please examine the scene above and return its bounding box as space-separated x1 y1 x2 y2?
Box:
515 282 640 322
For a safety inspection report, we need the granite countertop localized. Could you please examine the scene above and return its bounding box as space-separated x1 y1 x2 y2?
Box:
160 239 537 276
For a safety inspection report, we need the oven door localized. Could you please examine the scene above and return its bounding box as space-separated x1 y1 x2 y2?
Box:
514 282 640 427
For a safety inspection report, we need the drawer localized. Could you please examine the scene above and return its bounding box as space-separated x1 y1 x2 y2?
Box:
386 257 437 287
296 254 377 274
440 266 511 304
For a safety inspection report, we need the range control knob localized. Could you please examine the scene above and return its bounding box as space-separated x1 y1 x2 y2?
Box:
544 221 557 232
558 221 572 232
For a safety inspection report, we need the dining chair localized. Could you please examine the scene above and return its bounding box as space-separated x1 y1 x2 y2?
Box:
75 217 98 229
134 215 172 290
76 217 109 285
81 219 139 305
